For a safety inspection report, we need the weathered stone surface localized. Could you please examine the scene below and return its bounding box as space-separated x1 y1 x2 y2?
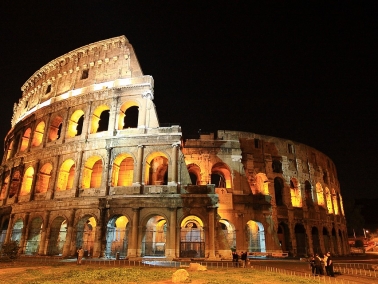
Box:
172 269 189 283
188 263 207 271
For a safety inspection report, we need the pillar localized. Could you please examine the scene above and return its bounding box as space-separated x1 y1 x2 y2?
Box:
169 143 179 185
63 209 76 257
134 145 144 185
167 207 177 259
128 207 140 258
208 207 217 260
39 210 50 255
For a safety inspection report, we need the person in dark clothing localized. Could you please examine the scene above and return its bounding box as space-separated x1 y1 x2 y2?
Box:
314 254 322 275
240 251 247 268
309 255 316 275
326 252 335 277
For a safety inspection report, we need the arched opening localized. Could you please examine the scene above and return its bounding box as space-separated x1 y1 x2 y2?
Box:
274 177 284 206
9 170 21 198
142 215 167 257
295 223 307 256
0 220 9 248
277 222 290 252
118 102 139 130
20 166 34 196
316 183 325 207
56 159 75 191
6 140 14 160
290 178 302 207
323 227 331 253
35 163 53 193
305 180 313 206
31 121 45 147
246 220 266 252
11 219 23 242
111 154 134 186
105 215 129 258
325 187 333 213
82 156 103 189
145 152 168 185
180 216 205 258
48 116 63 142
20 128 31 152
338 194 345 216
332 189 339 215
187 163 201 185
332 228 338 255
272 159 282 173
67 110 84 138
253 173 269 195
25 217 43 255
312 226 321 254
219 219 236 250
47 217 67 256
90 105 110 133
0 172 10 200
211 162 231 188
76 216 96 257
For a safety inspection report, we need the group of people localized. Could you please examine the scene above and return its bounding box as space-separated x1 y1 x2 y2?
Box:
309 252 334 277
232 251 248 268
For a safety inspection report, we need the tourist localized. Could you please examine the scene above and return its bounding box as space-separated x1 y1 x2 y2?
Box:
240 251 247 268
323 252 329 276
326 252 335 277
309 255 316 275
77 247 84 265
314 254 322 275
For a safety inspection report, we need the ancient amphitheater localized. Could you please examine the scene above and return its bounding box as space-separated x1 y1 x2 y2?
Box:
0 35 348 260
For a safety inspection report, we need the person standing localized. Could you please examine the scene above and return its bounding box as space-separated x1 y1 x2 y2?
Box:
240 251 247 268
323 253 329 276
309 255 316 275
326 252 335 277
77 247 84 265
314 254 322 275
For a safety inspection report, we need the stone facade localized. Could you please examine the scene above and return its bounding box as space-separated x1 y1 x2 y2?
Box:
0 36 348 259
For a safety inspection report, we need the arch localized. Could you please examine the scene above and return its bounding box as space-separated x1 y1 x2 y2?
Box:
76 216 96 257
9 170 21 198
6 140 14 160
323 227 331 253
25 217 43 255
304 180 313 206
272 159 282 173
35 163 53 193
82 156 103 189
219 219 236 250
325 187 333 213
20 128 31 152
294 223 307 256
331 188 339 215
47 217 67 256
67 110 84 138
0 172 10 200
311 226 321 254
11 219 23 241
316 183 325 207
246 220 266 252
338 194 345 216
253 173 269 195
105 215 130 258
0 219 9 248
31 121 45 147
187 163 201 185
277 222 290 252
142 215 167 257
180 215 205 258
20 166 35 195
48 115 63 142
118 101 139 130
290 178 302 207
211 162 231 188
90 105 110 133
111 154 134 187
56 159 75 191
274 177 284 206
332 227 338 255
145 152 169 185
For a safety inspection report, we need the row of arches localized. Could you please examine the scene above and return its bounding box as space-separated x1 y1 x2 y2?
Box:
5 102 140 161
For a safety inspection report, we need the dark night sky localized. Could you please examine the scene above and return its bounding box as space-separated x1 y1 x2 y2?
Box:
1 1 377 200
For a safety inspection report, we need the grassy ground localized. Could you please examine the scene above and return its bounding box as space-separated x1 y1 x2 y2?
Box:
0 261 320 284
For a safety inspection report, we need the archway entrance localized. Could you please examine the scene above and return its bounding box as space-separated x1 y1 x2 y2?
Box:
312 227 321 254
142 215 167 257
25 217 43 255
0 220 8 248
219 219 236 250
11 219 23 241
246 220 266 252
47 217 67 255
180 216 205 258
105 215 129 258
295 223 307 256
277 222 290 252
76 217 96 257
323 227 330 253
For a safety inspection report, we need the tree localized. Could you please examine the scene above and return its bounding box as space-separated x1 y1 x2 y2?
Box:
1 240 20 260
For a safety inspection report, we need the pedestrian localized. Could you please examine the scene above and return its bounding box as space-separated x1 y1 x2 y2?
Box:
326 252 335 277
323 252 329 276
314 254 322 276
240 251 247 268
77 247 84 265
309 255 316 275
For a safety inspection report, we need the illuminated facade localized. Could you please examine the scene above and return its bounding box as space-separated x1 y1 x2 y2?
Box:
0 36 348 259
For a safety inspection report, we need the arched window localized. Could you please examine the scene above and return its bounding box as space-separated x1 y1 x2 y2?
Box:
9 171 21 198
316 183 325 206
67 110 84 138
56 159 75 191
90 105 110 134
48 116 63 142
6 140 14 160
118 102 139 130
290 178 302 207
82 156 103 189
325 187 333 213
211 162 231 188
32 121 45 147
145 152 169 185
274 177 284 206
272 159 282 173
253 173 269 195
20 167 34 195
304 180 313 205
20 128 31 152
332 189 339 215
0 172 10 200
35 163 53 193
111 154 134 186
187 164 201 185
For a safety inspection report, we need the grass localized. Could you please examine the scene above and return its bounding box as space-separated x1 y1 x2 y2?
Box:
0 262 320 284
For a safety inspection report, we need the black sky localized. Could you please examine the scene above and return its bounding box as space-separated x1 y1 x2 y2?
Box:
1 1 377 199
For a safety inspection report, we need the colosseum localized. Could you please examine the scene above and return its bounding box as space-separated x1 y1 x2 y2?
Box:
0 35 348 260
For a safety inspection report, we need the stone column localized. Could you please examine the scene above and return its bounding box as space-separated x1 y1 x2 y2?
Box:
305 222 313 256
128 208 140 258
39 210 50 255
93 224 102 258
166 207 177 259
4 214 15 243
63 209 76 257
134 145 144 185
19 213 30 254
207 207 217 260
169 143 180 185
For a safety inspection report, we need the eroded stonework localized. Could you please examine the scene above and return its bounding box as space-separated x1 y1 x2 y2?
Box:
0 36 348 260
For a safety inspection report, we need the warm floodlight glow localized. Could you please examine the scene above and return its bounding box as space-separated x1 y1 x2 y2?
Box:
20 167 35 195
